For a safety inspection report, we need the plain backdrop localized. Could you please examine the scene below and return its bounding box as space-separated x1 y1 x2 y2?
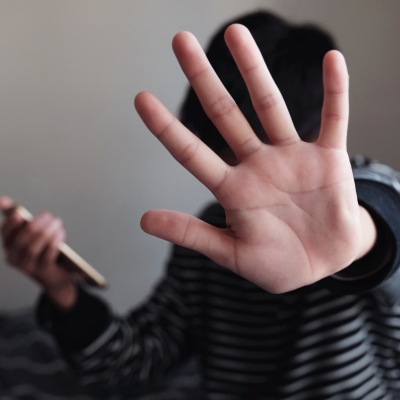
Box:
0 0 399 313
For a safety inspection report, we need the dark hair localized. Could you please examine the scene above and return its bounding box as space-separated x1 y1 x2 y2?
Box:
179 11 337 154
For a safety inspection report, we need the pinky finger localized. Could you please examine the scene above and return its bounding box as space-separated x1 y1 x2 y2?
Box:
141 210 235 269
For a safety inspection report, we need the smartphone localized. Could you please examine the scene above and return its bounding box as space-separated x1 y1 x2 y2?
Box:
2 204 107 288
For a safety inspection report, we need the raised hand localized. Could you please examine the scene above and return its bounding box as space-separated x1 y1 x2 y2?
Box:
136 24 373 293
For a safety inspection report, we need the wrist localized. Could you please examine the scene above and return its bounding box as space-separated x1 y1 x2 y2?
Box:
45 280 78 311
333 204 392 281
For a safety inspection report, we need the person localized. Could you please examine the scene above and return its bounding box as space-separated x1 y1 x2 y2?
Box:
1 11 400 400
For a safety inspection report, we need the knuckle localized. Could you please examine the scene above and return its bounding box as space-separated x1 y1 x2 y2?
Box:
187 66 208 82
325 88 347 96
155 118 175 140
242 62 260 75
207 95 236 120
254 92 282 112
322 112 346 122
238 136 262 155
177 139 200 166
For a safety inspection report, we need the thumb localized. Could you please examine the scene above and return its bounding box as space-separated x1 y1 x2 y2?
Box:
141 209 235 269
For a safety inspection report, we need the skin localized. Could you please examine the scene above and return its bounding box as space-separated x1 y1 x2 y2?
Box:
0 24 377 311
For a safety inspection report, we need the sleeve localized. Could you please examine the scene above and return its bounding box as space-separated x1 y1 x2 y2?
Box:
0 310 103 400
321 155 400 306
36 250 197 397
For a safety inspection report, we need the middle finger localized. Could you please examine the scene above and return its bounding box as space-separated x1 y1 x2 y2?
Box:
173 31 262 160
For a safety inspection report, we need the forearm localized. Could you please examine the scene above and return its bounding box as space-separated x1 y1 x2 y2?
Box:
37 271 192 393
44 280 78 311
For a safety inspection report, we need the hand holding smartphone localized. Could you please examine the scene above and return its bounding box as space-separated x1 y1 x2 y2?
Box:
1 204 107 288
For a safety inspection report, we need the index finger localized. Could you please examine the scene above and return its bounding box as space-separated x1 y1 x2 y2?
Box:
134 91 230 193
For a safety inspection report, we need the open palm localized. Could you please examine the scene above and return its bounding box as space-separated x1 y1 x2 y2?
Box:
136 24 362 293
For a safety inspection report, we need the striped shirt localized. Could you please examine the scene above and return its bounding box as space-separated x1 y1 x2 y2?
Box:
38 156 400 400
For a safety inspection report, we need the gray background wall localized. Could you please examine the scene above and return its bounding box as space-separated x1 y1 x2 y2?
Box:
0 0 399 313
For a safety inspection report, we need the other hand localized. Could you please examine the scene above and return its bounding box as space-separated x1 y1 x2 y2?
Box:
0 196 76 309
